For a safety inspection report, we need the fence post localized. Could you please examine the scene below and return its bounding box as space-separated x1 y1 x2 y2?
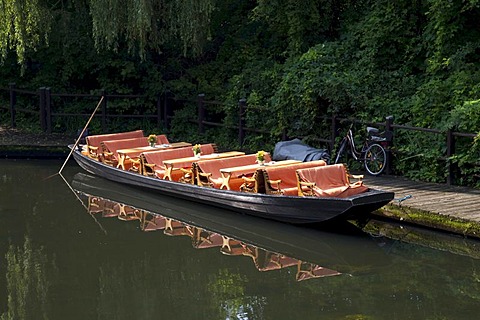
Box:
45 87 52 133
282 128 288 141
9 83 16 128
330 114 338 153
156 94 162 130
197 93 205 134
238 98 246 147
446 129 455 185
39 87 47 132
101 90 107 132
385 115 394 175
163 91 170 130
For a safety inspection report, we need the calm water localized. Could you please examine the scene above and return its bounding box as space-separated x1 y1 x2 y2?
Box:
1 159 480 319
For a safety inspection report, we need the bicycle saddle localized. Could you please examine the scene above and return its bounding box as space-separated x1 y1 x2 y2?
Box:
366 127 380 135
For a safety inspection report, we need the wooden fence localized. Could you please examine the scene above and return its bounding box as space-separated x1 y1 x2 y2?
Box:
1 83 478 186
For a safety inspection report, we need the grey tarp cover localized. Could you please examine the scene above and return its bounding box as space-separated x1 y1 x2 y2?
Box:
272 138 330 163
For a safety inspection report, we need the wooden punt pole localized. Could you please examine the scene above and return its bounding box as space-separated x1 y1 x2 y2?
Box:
58 95 105 174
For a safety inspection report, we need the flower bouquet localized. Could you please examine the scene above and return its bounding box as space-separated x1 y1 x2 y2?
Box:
147 134 156 147
193 144 202 157
256 150 266 165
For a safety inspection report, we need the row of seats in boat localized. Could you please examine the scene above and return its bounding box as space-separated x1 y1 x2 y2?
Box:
84 129 171 167
140 148 366 198
101 135 169 166
85 129 145 161
82 130 366 198
194 153 272 190
241 161 368 198
140 143 218 180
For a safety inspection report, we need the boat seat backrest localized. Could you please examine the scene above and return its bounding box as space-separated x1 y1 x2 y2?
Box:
101 135 169 159
141 143 217 169
196 153 270 180
199 143 217 155
85 130 144 149
142 147 195 169
297 164 349 189
262 160 327 193
296 164 368 198
155 135 170 145
159 144 218 170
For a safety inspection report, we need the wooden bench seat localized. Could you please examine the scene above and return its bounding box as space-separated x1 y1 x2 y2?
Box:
296 164 368 198
85 129 144 160
141 144 217 181
259 160 327 196
196 153 271 190
101 134 169 166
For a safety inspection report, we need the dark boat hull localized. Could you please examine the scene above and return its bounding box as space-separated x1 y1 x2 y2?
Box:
71 147 394 224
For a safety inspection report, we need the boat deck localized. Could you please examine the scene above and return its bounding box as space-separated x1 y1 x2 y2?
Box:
363 174 480 222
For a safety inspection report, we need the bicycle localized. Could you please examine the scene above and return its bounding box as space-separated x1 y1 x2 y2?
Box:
334 125 392 175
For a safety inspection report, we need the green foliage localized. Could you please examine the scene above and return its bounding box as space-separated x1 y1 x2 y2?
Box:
89 0 215 59
0 0 51 69
1 0 480 186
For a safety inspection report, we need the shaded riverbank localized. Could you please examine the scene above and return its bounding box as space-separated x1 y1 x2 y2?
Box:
0 126 74 158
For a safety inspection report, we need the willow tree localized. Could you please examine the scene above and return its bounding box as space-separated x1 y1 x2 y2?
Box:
0 0 216 67
0 0 51 66
89 0 215 58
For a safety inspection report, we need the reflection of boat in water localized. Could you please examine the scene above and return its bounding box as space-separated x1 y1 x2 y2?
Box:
87 197 340 281
72 172 389 279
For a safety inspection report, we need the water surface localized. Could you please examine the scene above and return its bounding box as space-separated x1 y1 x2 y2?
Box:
1 159 480 319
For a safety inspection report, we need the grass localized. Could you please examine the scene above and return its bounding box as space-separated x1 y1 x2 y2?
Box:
372 204 480 239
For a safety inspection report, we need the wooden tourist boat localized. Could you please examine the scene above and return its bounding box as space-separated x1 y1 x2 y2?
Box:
71 172 391 275
69 133 394 224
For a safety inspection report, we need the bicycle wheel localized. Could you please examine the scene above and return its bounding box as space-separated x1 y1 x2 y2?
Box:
364 143 386 175
334 138 348 164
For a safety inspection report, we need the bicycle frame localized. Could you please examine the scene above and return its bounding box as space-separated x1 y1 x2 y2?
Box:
343 129 370 162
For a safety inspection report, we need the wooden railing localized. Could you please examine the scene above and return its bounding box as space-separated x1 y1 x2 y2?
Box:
1 84 478 185
1 83 171 133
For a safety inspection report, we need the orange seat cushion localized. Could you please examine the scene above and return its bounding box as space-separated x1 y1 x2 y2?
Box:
265 160 327 190
196 153 271 190
197 154 269 180
297 164 368 198
103 134 169 159
86 130 144 149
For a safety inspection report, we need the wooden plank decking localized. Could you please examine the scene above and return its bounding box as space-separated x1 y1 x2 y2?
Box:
363 175 480 222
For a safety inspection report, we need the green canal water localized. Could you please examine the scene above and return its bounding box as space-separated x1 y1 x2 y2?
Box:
1 159 480 319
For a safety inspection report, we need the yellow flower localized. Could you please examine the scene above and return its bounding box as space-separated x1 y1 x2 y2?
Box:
193 144 201 153
256 150 265 161
147 134 156 143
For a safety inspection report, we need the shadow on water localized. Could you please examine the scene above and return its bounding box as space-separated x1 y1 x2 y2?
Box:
70 172 392 277
363 218 480 260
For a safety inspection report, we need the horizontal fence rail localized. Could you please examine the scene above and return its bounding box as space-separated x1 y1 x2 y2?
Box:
1 84 478 186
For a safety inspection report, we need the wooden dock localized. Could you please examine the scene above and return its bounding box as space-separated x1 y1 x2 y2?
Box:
363 175 480 222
